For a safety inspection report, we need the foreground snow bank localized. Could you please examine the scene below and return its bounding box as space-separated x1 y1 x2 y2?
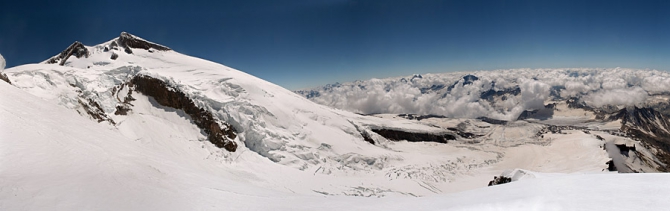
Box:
383 172 670 211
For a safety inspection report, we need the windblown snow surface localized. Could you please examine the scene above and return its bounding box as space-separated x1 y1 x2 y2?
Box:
1 34 670 210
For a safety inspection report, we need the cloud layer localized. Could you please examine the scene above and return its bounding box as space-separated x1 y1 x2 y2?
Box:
297 68 670 120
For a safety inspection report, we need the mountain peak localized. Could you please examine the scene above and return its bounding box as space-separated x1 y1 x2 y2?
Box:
43 32 171 66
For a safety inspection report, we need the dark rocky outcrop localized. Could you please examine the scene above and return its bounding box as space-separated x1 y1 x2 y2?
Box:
477 117 508 125
566 97 588 110
350 121 375 145
117 32 171 53
444 75 481 93
112 83 136 116
130 75 237 152
487 176 512 186
610 107 670 171
114 105 131 115
445 80 460 92
462 74 479 85
45 41 90 66
480 86 521 102
615 144 636 157
294 90 321 99
78 98 114 124
370 128 455 143
0 72 11 84
536 125 587 135
612 107 670 133
606 160 617 171
419 84 446 94
361 131 375 145
446 127 480 139
397 114 447 121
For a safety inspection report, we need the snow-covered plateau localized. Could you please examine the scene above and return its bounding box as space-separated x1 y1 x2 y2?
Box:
1 32 670 210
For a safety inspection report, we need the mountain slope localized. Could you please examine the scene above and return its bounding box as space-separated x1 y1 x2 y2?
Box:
3 32 661 209
7 33 505 196
4 80 670 210
5 32 445 169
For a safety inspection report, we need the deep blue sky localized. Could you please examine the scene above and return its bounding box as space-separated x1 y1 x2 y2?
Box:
1 0 669 89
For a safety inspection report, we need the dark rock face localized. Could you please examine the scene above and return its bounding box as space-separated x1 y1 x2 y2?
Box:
567 97 588 110
117 32 171 52
294 90 321 99
445 80 460 92
443 75 481 94
370 128 455 143
419 84 446 94
112 83 135 115
487 176 512 186
614 107 670 133
606 160 617 171
0 73 10 84
350 122 375 145
114 105 130 115
45 41 90 66
78 98 114 124
610 107 670 171
615 144 636 157
360 131 375 145
130 75 237 152
446 127 481 139
480 86 521 102
110 52 118 60
462 74 479 85
477 117 508 125
536 125 587 136
397 114 447 121
410 74 423 81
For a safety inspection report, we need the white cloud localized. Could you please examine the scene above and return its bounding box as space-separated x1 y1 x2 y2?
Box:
519 79 550 110
582 87 648 108
299 68 667 121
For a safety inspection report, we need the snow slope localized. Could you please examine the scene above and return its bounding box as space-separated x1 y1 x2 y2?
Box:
4 33 620 195
3 34 667 209
3 80 670 210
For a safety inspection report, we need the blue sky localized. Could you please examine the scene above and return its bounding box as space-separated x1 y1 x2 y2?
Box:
1 0 669 89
